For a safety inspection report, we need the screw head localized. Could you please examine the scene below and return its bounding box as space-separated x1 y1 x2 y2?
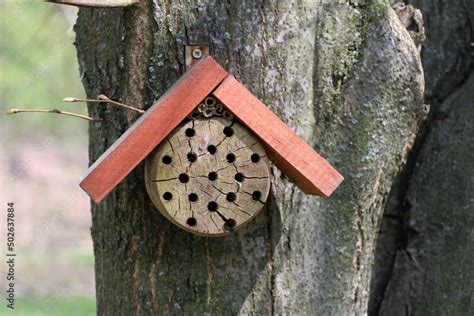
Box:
192 48 203 59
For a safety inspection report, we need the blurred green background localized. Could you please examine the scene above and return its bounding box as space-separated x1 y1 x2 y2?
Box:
0 0 87 141
1 1 95 315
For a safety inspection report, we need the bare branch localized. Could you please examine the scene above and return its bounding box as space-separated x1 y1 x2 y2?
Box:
98 94 145 114
6 109 96 121
45 0 140 8
63 95 145 114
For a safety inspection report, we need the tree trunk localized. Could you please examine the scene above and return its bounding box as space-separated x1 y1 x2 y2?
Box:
74 1 424 314
371 1 474 314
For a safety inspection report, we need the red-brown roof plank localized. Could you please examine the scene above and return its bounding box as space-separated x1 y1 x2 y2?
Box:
80 56 228 202
212 75 343 197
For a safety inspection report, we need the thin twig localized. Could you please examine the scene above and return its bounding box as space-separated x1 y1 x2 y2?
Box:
45 0 140 8
99 94 145 114
63 95 145 114
6 109 96 121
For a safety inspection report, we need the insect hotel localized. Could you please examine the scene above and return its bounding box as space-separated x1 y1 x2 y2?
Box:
79 56 343 236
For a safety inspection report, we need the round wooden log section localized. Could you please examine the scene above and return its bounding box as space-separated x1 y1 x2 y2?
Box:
145 116 271 236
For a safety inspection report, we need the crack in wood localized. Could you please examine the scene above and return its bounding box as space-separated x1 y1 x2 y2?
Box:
152 177 178 182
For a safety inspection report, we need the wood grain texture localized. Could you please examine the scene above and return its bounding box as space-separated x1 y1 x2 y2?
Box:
80 56 228 202
145 117 271 236
212 75 343 197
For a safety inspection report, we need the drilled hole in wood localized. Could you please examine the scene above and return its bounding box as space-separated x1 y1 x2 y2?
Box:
251 153 260 163
188 193 198 202
163 192 173 201
187 152 198 162
206 97 215 105
226 192 237 202
162 155 172 165
223 126 234 137
252 190 262 201
208 171 218 181
207 145 217 155
207 201 218 212
185 128 196 137
187 217 197 226
234 173 244 182
226 153 236 163
178 173 189 183
224 219 236 231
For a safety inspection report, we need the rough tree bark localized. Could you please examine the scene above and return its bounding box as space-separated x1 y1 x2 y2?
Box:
74 0 424 314
371 1 474 315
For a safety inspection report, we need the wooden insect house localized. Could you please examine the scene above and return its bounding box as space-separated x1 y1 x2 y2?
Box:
79 56 343 236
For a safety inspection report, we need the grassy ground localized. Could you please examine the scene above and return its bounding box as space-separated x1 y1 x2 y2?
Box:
9 297 95 316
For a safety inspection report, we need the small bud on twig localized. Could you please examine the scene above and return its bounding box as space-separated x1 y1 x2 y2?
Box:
62 97 77 102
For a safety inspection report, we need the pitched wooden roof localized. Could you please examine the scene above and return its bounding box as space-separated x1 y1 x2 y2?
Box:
80 56 343 202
